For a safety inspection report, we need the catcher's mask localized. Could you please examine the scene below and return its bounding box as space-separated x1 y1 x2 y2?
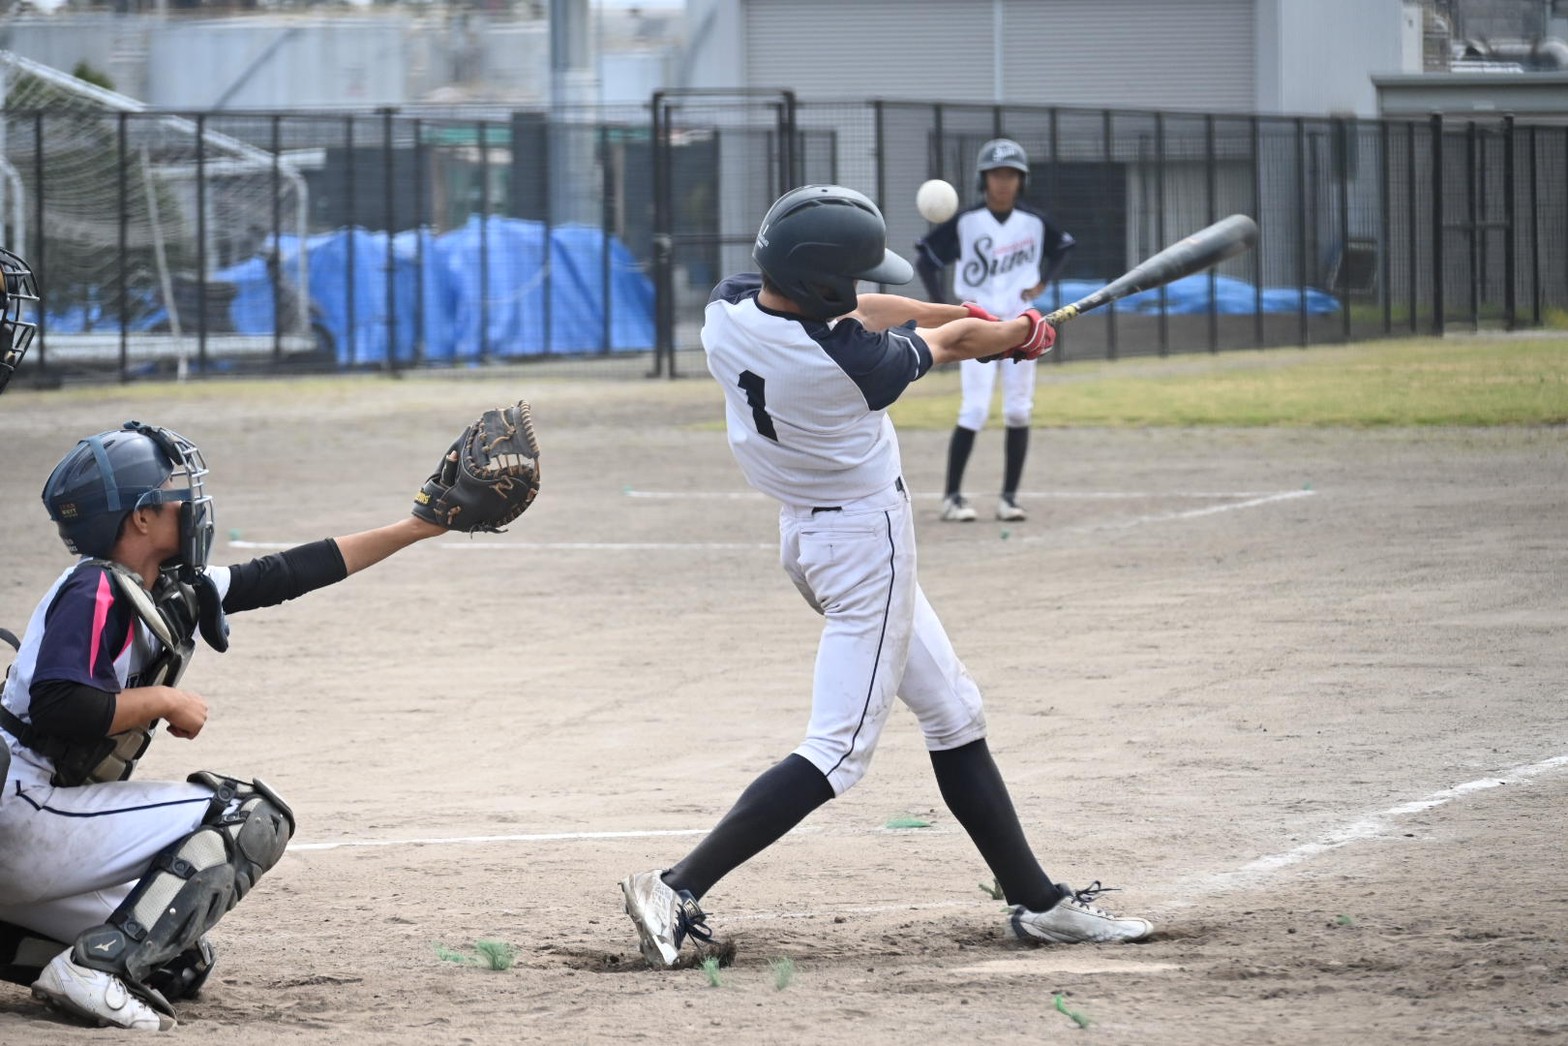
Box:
42 421 215 580
975 138 1030 194
0 246 40 397
752 184 914 321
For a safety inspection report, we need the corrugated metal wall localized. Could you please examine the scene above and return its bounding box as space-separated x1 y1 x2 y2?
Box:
744 0 1256 111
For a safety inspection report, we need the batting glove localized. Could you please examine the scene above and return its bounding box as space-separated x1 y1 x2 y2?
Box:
961 301 1000 322
1006 308 1056 361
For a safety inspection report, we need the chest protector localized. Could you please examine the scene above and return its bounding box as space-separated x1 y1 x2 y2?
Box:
7 562 205 787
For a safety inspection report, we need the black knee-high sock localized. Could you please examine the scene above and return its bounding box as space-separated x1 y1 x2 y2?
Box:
945 426 977 498
1002 426 1029 498
930 739 1057 911
663 754 835 902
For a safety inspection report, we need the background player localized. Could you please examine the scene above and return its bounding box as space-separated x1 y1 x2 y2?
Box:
915 139 1076 523
0 421 459 1030
619 184 1150 968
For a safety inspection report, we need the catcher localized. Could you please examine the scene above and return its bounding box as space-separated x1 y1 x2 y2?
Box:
0 403 538 1030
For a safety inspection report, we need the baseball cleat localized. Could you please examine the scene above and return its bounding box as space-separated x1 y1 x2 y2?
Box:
31 950 176 1031
1009 882 1152 944
941 495 977 522
620 869 713 968
996 495 1027 522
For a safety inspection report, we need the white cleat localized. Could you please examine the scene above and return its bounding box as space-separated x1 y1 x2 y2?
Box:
31 950 176 1031
1010 882 1153 944
941 495 977 522
996 496 1027 522
620 870 712 968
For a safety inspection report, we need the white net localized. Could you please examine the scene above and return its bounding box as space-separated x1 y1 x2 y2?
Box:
1 51 311 367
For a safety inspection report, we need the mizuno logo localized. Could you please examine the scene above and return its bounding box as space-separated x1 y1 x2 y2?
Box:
91 941 114 952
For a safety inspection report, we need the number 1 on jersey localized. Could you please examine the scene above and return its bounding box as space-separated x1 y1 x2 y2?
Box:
738 370 779 442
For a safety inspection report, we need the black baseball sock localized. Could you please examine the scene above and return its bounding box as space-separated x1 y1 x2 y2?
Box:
930 739 1058 912
663 754 835 902
945 426 978 498
1002 426 1030 499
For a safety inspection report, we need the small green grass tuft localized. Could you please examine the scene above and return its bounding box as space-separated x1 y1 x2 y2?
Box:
1054 992 1091 1029
769 956 796 990
979 879 1006 901
884 815 932 829
434 944 474 966
474 939 516 970
700 955 724 987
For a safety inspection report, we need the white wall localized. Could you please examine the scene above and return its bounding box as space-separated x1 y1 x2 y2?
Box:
1257 0 1417 116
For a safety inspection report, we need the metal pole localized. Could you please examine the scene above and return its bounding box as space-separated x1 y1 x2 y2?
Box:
1104 109 1118 360
414 118 426 365
118 112 129 383
196 113 208 372
1407 121 1418 333
383 107 399 372
1466 120 1479 331
345 115 357 366
600 123 612 354
1337 118 1352 343
271 114 283 363
478 118 490 363
1205 113 1218 352
1379 118 1392 335
1430 112 1444 337
1502 113 1516 331
1295 116 1308 346
1050 106 1065 363
542 115 554 355
1528 124 1540 326
649 92 670 379
1251 115 1263 346
32 111 47 374
1155 111 1167 355
873 101 886 213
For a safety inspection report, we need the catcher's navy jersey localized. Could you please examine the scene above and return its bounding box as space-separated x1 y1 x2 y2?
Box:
917 203 1074 320
1 561 234 771
702 274 933 506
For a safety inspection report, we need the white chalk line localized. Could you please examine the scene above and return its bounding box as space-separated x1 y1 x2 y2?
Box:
1167 751 1568 906
226 488 1313 553
286 753 1568 926
624 488 1299 501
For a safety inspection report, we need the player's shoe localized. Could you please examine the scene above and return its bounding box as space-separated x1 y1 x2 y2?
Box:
1009 882 1153 944
941 495 977 522
620 869 713 968
996 495 1027 522
31 949 176 1031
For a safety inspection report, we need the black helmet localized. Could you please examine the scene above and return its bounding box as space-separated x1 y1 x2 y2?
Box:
976 138 1030 193
752 185 914 320
42 421 215 579
0 246 40 397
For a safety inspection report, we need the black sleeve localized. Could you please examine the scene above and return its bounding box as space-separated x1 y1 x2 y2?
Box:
222 538 349 614
914 253 948 303
29 677 116 742
1040 222 1077 285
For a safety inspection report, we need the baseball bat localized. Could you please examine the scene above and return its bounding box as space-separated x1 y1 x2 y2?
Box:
980 214 1257 361
1043 214 1259 327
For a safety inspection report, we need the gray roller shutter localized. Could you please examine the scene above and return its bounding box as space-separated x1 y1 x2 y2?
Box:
743 0 1255 111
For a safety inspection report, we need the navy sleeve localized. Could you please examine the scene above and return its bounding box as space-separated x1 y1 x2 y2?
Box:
221 538 348 614
811 319 933 412
32 564 132 693
915 216 961 270
1041 220 1076 278
710 273 763 305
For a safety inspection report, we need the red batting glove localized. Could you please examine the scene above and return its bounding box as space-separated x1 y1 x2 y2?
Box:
1007 308 1056 361
962 301 1000 322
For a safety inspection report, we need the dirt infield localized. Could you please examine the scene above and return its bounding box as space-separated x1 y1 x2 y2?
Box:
1 372 1564 1044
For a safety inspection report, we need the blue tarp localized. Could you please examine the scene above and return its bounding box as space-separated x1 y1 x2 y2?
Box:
215 217 656 365
1031 273 1341 316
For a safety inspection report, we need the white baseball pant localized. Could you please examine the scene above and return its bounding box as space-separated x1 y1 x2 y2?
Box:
778 480 988 795
956 355 1037 431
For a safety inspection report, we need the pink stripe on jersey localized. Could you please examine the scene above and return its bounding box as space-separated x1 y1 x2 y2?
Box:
90 571 116 675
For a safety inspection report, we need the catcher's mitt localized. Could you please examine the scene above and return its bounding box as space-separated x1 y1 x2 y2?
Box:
412 401 541 533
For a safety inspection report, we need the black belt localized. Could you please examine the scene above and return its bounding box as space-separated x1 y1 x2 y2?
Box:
812 476 904 514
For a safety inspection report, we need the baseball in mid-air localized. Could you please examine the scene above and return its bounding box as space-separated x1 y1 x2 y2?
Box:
916 179 959 223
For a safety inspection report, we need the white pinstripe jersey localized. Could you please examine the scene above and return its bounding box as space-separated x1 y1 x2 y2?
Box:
702 274 934 506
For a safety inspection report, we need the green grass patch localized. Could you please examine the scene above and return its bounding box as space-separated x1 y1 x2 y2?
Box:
890 336 1568 428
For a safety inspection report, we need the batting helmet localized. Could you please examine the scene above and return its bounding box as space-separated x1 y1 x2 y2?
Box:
753 185 914 321
42 421 215 578
976 138 1030 193
0 247 40 397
